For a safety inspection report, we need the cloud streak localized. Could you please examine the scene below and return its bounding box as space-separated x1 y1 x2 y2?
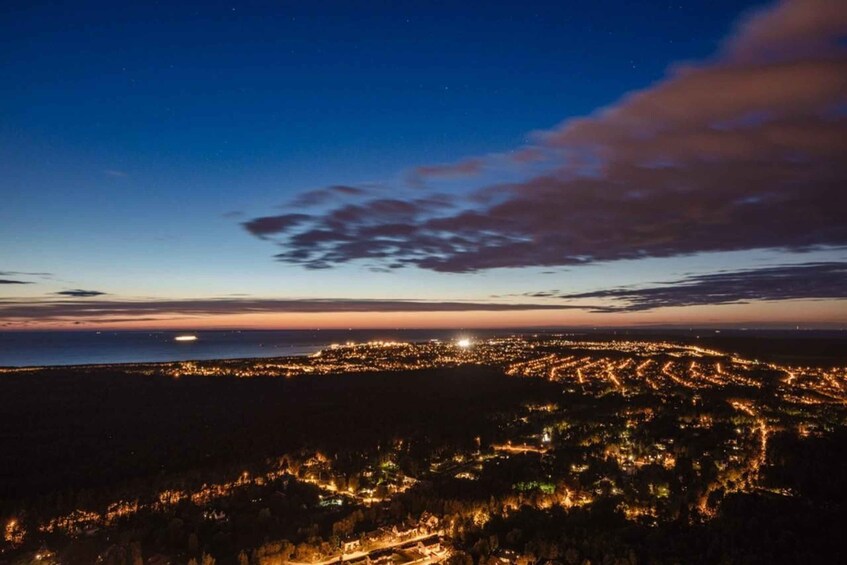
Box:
409 158 485 186
554 262 847 312
0 297 578 323
242 0 847 273
0 270 52 285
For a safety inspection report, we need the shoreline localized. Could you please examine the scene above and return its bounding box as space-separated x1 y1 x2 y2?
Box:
2 328 846 370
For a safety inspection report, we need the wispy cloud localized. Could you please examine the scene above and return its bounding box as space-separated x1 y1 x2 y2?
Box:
289 185 371 208
409 158 485 186
242 0 847 273
0 279 32 285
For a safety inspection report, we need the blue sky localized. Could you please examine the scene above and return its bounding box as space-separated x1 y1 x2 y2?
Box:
2 0 846 328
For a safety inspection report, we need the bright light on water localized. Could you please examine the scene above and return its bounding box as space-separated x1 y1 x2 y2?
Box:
174 335 198 342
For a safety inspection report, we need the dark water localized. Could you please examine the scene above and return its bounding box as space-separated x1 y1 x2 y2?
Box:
0 329 494 367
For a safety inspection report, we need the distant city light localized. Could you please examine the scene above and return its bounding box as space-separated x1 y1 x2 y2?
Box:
457 338 471 348
174 335 198 342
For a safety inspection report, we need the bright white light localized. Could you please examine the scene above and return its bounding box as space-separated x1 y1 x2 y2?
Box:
457 338 471 348
174 335 198 342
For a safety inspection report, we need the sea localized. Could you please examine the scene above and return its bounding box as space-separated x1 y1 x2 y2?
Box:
1 328 842 368
0 329 499 367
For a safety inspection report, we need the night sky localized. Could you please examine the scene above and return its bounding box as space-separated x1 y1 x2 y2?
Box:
2 0 845 329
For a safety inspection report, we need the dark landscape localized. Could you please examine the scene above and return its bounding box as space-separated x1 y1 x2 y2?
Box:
2 334 846 564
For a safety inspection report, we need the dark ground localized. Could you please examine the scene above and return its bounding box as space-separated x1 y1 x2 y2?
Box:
0 364 559 504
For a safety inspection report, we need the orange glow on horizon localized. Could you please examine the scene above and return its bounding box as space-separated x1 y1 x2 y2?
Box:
6 298 845 330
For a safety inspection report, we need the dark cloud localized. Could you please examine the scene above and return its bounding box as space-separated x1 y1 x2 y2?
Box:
243 0 847 273
269 197 460 269
242 214 312 238
0 297 580 322
555 262 847 312
54 289 107 298
0 279 31 285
